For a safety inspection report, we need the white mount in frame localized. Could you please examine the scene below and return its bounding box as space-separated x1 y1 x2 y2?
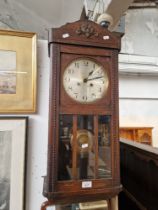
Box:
0 117 28 210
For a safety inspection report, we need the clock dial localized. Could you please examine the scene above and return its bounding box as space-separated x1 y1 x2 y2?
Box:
63 58 109 103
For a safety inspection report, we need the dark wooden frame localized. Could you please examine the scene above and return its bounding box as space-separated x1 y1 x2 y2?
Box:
42 20 122 206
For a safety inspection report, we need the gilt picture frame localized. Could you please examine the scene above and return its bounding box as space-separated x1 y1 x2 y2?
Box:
0 30 37 113
0 117 28 210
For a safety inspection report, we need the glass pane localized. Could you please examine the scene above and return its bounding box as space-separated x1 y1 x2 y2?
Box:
98 116 111 178
58 114 73 181
58 115 111 181
76 115 95 179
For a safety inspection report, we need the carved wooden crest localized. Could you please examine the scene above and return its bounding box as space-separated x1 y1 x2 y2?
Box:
76 23 99 38
49 20 121 51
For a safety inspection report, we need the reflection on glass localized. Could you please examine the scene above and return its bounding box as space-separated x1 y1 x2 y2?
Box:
58 114 111 181
77 115 95 180
58 115 73 181
98 116 111 178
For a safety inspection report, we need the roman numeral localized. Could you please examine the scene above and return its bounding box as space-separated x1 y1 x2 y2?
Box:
68 69 74 74
75 62 79 68
83 61 89 66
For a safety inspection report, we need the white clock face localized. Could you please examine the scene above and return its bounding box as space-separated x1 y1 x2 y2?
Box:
63 58 109 103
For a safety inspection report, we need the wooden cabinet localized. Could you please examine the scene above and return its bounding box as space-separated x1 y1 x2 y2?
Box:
119 127 153 145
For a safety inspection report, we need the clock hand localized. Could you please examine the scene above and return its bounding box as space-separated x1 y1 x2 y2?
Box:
84 76 103 82
88 67 103 78
88 70 94 77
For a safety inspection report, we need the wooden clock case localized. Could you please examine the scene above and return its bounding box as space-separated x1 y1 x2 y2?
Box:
42 19 122 206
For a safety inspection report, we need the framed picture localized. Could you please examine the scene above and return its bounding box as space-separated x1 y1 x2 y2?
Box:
0 30 37 113
0 117 28 210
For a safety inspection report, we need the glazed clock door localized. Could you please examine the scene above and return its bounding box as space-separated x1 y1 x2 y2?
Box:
58 114 112 181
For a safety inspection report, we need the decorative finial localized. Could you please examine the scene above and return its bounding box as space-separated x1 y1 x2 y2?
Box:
97 13 113 28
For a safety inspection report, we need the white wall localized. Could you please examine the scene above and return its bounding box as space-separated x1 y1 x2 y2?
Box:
119 75 158 147
25 40 54 210
119 8 158 147
121 8 158 57
119 54 158 147
0 0 83 39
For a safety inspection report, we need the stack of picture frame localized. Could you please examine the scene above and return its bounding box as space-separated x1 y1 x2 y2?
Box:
0 29 37 210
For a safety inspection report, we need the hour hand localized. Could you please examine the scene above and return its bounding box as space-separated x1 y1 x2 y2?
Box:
88 70 94 77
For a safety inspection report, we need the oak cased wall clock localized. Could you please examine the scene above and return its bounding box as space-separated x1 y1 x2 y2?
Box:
42 20 122 208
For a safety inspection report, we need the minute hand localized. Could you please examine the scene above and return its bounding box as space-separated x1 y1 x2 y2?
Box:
86 76 103 81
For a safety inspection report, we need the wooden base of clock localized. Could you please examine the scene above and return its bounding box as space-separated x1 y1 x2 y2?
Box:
42 185 121 204
41 181 121 210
